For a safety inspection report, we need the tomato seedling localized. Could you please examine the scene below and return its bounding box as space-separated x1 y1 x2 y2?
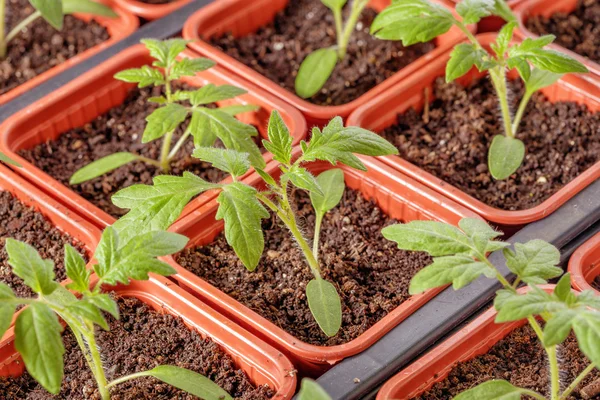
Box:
70 38 263 185
295 0 370 99
384 218 600 399
371 0 588 180
110 110 398 337
0 0 117 58
0 228 235 400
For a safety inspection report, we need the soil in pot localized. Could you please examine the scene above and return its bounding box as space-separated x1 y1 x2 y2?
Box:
380 77 600 211
592 276 600 291
18 84 247 218
525 0 599 64
175 187 433 346
0 191 88 299
207 0 435 106
0 0 110 96
413 325 599 399
0 296 274 399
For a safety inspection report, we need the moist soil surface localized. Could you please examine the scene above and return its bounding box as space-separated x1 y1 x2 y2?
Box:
380 77 600 211
526 0 600 64
176 187 433 346
414 325 600 400
208 0 436 106
0 191 87 299
19 85 235 218
0 0 110 96
0 296 273 400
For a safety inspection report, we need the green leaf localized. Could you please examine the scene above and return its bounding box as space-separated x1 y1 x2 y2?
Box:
306 278 342 337
543 309 577 347
321 0 347 10
263 110 293 165
509 38 588 74
458 218 506 254
141 38 189 69
493 0 517 22
493 21 517 57
446 43 487 82
67 298 109 330
184 84 247 106
508 57 531 82
488 135 525 180
190 108 265 169
189 111 217 148
15 303 64 395
503 240 562 285
495 286 564 322
112 173 220 243
118 366 233 400
0 283 16 340
371 0 454 45
297 379 332 400
295 48 339 99
301 117 398 171
70 152 139 184
524 68 563 93
218 104 260 116
94 228 187 286
30 0 63 30
0 151 22 167
382 220 472 256
454 380 535 400
6 238 56 295
283 166 323 195
216 183 269 271
310 169 345 215
85 293 119 319
114 66 165 88
143 103 188 143
572 310 600 366
456 0 495 25
255 167 277 187
170 58 215 80
192 147 250 178
63 0 117 17
64 244 90 293
409 254 494 294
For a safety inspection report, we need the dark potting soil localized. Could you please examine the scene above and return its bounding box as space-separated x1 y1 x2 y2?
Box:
18 85 234 218
176 188 433 346
0 0 110 95
592 275 600 291
380 77 600 211
207 0 436 106
0 191 88 299
414 325 599 400
526 0 600 64
0 297 273 400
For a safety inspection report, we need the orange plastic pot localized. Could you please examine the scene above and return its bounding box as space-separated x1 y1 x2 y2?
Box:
568 232 600 294
182 0 470 126
0 1 138 107
165 153 482 376
347 33 600 234
377 286 558 399
0 274 296 399
0 44 307 230
110 0 193 21
448 0 527 32
515 0 600 81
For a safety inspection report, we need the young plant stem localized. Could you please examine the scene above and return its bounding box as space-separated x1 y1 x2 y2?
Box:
338 0 369 59
83 328 110 400
560 363 597 400
167 126 191 161
105 371 151 390
5 10 41 45
312 213 323 260
489 66 515 139
0 0 5 58
159 75 174 172
547 345 561 400
333 8 343 48
512 89 533 135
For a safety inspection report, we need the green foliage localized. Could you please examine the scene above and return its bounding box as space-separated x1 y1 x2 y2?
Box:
372 0 588 180
306 278 343 337
0 151 22 167
453 380 535 400
71 38 261 184
297 378 333 400
263 110 293 165
310 168 345 215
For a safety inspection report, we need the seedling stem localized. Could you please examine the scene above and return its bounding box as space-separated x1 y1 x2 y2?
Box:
338 0 369 59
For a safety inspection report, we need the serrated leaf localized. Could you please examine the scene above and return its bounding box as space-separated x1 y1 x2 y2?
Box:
6 239 56 295
284 166 322 195
572 310 600 366
525 68 563 93
216 183 269 271
63 0 117 17
321 0 347 10
382 220 472 256
85 293 119 319
30 0 63 30
494 21 517 57
0 283 16 340
263 110 292 165
493 288 514 311
310 169 345 215
371 0 454 45
64 244 90 293
503 240 561 285
306 278 342 337
446 43 487 82
112 173 220 244
170 58 215 80
70 152 139 184
16 303 64 395
454 380 535 400
114 66 165 88
255 167 277 187
554 273 574 302
298 379 332 400
495 286 564 322
186 84 247 106
295 48 338 99
143 103 188 143
301 117 398 171
493 0 516 22
191 108 265 169
218 104 260 116
488 135 525 180
509 38 588 74
508 57 531 82
192 147 250 177
142 38 189 68
577 290 600 310
189 110 217 148
456 0 495 25
543 309 577 347
409 254 494 294
68 299 109 330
